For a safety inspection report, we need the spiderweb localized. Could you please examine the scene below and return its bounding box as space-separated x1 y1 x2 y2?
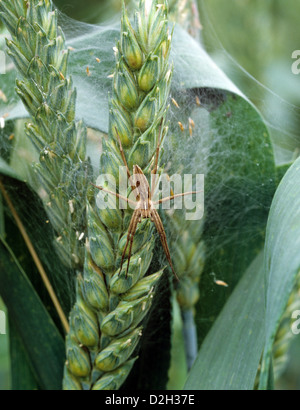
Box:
0 0 299 389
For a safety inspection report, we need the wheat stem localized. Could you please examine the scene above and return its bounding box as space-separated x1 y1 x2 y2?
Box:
181 308 198 371
166 213 205 370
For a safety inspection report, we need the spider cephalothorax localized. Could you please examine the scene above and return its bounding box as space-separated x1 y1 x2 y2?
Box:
119 163 180 281
93 130 199 281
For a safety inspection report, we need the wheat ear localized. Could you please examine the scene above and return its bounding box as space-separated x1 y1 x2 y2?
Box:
168 0 202 40
63 0 174 390
0 0 90 268
167 212 205 369
272 272 300 380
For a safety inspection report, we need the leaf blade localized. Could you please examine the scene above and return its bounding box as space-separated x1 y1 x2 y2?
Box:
259 156 300 389
184 252 265 390
0 239 65 390
9 319 40 390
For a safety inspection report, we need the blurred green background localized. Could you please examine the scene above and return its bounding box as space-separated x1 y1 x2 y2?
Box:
1 0 300 390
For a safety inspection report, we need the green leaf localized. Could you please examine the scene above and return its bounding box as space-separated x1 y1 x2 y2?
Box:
0 238 65 390
0 158 21 180
276 161 293 184
259 156 300 389
0 121 15 163
9 319 39 390
55 0 127 23
184 252 265 390
0 170 74 321
0 66 27 121
0 172 72 390
171 27 242 95
196 94 276 345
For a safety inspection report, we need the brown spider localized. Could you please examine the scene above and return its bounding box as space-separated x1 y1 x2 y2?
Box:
93 128 200 281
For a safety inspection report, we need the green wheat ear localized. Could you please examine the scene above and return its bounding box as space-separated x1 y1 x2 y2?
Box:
167 0 202 40
0 0 91 269
272 273 300 379
167 211 205 370
63 0 173 390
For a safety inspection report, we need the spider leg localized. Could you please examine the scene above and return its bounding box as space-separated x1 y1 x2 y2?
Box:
119 209 141 278
151 120 163 177
115 128 132 180
92 184 136 207
115 128 137 192
151 209 180 281
151 120 164 199
153 190 202 205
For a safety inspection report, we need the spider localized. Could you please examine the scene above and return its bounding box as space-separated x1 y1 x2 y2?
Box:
93 127 200 281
